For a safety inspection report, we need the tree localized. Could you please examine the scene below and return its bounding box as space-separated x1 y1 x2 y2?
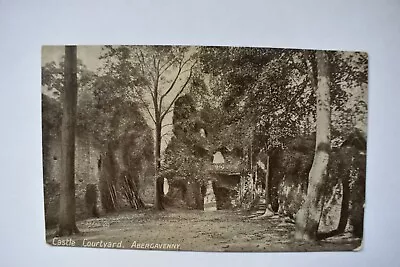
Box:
57 46 80 236
198 47 315 214
330 51 368 143
42 51 154 214
198 46 365 237
99 46 197 210
295 50 331 241
162 94 209 209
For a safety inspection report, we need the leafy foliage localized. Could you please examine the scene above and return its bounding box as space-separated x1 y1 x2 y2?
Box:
42 52 155 212
162 94 209 186
198 47 367 154
98 45 198 126
97 45 201 209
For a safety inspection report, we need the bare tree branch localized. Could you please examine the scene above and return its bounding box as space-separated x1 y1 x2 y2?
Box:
159 56 179 75
159 64 183 104
160 108 174 118
141 102 156 124
132 51 156 102
142 51 157 84
160 58 192 101
153 56 161 106
160 62 196 121
162 137 171 147
127 86 156 124
161 131 173 139
135 51 147 76
161 123 173 129
153 55 158 74
139 82 156 103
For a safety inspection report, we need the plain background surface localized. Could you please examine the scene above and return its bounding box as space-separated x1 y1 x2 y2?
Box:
1 0 399 266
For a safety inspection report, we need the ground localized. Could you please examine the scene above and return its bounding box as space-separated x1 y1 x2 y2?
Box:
46 209 362 252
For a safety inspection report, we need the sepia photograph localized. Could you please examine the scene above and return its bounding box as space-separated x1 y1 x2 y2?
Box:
42 45 367 252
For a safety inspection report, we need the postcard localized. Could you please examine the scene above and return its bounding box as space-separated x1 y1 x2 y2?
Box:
42 45 367 252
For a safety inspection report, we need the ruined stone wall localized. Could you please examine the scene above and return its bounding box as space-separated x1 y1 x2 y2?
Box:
211 174 240 210
43 134 102 228
165 178 205 210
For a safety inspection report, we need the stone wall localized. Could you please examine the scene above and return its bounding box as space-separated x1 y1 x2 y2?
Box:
211 174 240 210
164 178 205 209
43 134 102 228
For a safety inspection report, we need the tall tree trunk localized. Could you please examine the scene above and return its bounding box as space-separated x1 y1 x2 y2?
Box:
295 51 331 241
154 121 164 210
57 46 79 236
263 155 274 216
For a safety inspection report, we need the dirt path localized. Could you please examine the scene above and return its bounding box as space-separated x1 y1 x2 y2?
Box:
46 209 362 252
